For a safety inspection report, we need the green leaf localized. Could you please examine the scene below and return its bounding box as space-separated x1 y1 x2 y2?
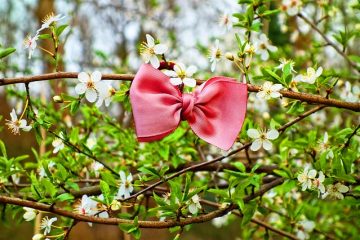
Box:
158 145 170 160
56 193 74 201
273 169 291 179
138 166 160 177
286 101 305 115
0 140 7 158
70 100 81 115
100 180 111 205
349 55 360 63
38 34 52 40
0 47 16 59
55 24 68 37
241 200 258 226
261 9 280 17
232 162 246 172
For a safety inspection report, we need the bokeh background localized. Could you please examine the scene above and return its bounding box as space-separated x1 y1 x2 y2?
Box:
0 0 359 239
0 0 244 239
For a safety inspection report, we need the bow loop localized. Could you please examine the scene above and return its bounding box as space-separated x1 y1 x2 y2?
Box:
130 64 248 150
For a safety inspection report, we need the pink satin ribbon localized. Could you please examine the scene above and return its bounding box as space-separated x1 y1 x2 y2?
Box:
130 64 248 150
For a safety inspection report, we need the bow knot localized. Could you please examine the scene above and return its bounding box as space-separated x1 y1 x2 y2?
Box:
130 64 248 150
181 93 195 121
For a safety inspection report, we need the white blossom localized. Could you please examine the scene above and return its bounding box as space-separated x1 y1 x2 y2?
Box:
281 0 302 16
117 171 134 199
247 128 279 151
23 207 38 221
75 71 108 103
23 34 39 59
276 58 296 72
253 33 277 60
76 195 108 226
52 138 64 154
256 81 283 100
38 161 56 179
219 13 233 31
96 85 116 107
140 34 167 68
296 219 315 240
212 213 230 228
313 171 326 196
340 81 359 103
188 194 202 214
40 216 57 235
294 67 323 84
244 43 256 67
322 183 349 200
86 134 97 149
318 132 334 159
5 109 32 135
32 234 45 240
297 167 317 191
164 63 197 88
37 13 65 33
77 195 97 216
91 161 104 178
209 39 222 72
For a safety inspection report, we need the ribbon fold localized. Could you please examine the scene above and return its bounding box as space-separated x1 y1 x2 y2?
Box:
130 64 248 150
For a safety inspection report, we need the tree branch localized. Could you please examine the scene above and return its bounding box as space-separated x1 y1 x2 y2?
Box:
0 72 358 111
0 178 283 228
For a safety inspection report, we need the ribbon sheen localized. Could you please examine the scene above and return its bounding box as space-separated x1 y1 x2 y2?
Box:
130 64 248 150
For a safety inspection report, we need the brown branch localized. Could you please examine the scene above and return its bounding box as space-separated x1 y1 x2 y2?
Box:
0 72 358 111
123 105 325 201
297 13 359 73
202 200 298 240
0 178 283 228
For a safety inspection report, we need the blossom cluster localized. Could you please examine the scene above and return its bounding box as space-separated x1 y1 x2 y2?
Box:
24 13 65 59
297 167 349 200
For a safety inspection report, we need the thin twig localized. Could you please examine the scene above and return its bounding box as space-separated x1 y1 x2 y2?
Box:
297 13 359 72
123 105 326 201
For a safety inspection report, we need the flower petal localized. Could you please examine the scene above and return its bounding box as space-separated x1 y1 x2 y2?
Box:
316 66 323 77
247 129 260 139
266 129 279 140
183 78 196 88
91 71 102 82
78 72 90 83
75 83 87 95
250 139 262 151
146 34 155 47
308 169 317 178
186 65 197 76
10 109 18 121
170 78 183 86
149 55 160 68
262 139 273 151
119 171 127 182
85 89 98 103
154 44 167 54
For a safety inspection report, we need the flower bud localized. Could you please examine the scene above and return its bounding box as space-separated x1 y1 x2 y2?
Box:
225 52 234 61
53 95 63 103
337 80 344 87
110 200 121 211
32 234 45 240
262 112 270 119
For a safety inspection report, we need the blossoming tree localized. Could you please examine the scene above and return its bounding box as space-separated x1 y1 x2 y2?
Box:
0 1 359 240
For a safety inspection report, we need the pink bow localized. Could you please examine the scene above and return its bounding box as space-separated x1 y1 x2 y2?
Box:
130 64 248 150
